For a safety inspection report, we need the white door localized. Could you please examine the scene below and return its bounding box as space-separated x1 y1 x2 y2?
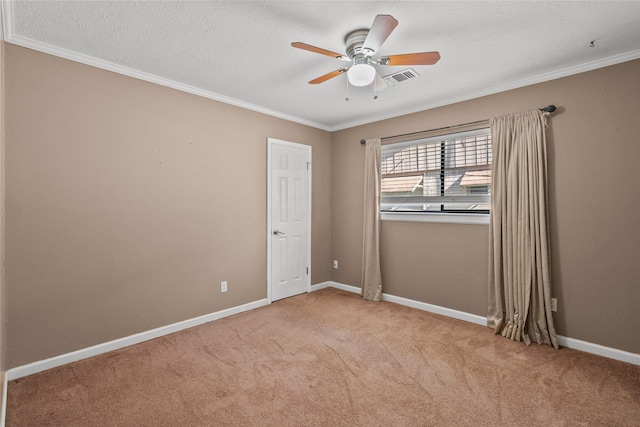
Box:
267 138 311 302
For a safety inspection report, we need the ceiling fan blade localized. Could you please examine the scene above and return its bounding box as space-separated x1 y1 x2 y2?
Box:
309 68 348 84
371 72 388 92
382 51 441 66
291 42 347 60
362 14 398 54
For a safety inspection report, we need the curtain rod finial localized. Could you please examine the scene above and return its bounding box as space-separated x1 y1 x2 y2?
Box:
541 105 556 113
361 139 366 145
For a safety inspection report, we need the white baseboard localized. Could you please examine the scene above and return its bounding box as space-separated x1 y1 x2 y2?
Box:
309 281 333 292
311 281 361 294
312 281 486 326
6 298 268 381
1 282 638 427
557 335 640 366
5 282 639 384
381 293 487 326
1 371 7 427
316 281 640 366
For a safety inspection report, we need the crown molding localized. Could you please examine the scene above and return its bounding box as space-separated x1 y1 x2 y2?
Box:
8 34 332 131
328 49 640 131
0 1 7 41
3 0 639 133
1 0 331 132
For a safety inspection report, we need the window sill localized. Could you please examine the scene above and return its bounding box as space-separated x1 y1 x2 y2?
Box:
381 212 490 225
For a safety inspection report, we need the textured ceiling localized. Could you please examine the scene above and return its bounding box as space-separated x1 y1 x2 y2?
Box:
2 1 640 130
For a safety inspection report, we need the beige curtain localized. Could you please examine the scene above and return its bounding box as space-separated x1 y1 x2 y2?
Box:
361 138 383 301
488 110 559 349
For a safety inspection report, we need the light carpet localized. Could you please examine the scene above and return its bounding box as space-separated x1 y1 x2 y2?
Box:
7 288 640 426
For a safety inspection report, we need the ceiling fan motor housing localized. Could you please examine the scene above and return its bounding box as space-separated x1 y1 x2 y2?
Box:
345 29 372 58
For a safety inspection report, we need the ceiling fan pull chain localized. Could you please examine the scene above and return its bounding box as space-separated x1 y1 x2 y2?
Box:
345 76 350 102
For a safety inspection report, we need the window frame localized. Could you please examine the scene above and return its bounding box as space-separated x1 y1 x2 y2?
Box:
380 127 491 225
381 211 490 225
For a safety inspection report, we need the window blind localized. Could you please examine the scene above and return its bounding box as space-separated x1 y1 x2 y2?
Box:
380 128 492 213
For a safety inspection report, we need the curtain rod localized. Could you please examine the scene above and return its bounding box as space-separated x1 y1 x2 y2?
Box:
360 105 556 144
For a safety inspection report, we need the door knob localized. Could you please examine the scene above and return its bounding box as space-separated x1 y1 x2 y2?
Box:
273 229 285 235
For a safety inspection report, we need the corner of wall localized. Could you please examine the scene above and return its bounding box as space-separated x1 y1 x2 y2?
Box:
0 40 6 346
0 39 7 427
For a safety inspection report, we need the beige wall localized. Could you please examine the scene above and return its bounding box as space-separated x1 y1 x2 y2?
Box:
331 59 640 354
3 44 332 367
3 42 639 368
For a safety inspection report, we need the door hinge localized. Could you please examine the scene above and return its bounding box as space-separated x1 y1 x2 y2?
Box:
306 267 309 275
307 162 310 170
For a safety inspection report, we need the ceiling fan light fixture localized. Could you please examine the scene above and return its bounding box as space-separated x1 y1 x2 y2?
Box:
348 62 376 87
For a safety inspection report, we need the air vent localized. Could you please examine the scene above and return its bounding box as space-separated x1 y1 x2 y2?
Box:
383 68 420 86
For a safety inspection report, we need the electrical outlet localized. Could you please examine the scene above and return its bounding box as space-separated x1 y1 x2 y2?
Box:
551 298 557 312
221 281 228 293
333 260 338 269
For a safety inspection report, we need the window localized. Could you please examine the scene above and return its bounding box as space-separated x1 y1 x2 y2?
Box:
381 128 492 216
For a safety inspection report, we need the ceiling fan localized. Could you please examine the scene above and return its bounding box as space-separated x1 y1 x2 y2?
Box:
291 14 440 90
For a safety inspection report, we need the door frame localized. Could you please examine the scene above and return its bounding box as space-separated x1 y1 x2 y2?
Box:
266 137 312 304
